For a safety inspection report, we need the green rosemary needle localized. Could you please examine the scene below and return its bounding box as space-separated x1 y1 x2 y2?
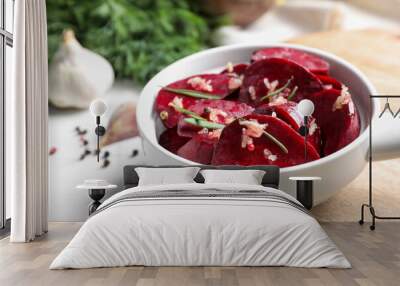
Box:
260 77 294 102
169 104 206 121
263 131 288 154
162 87 221 100
184 118 225 129
287 86 299 101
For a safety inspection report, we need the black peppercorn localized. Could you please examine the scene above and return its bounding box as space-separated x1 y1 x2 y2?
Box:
131 149 139 157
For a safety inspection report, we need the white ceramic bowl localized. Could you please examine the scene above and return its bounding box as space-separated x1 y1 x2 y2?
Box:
137 44 397 205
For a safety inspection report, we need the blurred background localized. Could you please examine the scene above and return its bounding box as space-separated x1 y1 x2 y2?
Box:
46 0 400 221
47 0 399 85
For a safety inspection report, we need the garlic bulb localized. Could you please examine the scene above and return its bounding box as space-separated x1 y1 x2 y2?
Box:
49 30 114 109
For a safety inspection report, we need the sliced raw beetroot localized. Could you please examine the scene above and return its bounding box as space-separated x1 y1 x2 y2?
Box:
255 102 321 153
255 102 300 129
238 58 323 106
221 63 248 76
155 48 361 167
309 88 360 155
177 135 215 164
177 99 254 138
251 47 330 74
159 128 190 154
155 74 237 128
212 114 320 167
316 74 342 90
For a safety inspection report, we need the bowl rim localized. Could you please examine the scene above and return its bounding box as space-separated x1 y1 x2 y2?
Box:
137 43 378 170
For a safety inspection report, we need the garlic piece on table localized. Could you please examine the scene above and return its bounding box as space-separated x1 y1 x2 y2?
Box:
100 102 138 147
48 30 114 109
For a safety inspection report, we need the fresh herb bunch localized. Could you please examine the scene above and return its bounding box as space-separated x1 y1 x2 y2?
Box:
47 0 228 85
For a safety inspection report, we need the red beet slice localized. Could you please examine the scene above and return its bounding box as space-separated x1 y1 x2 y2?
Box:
177 135 215 164
238 58 323 106
177 99 254 138
309 88 360 155
155 74 236 128
251 47 330 74
255 102 321 153
159 128 190 154
316 74 342 90
221 63 248 76
255 102 300 129
212 114 320 167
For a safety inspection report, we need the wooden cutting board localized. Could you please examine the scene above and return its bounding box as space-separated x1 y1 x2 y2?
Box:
288 29 400 95
287 29 400 221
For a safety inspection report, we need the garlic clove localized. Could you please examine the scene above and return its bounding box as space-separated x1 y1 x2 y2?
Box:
100 102 138 147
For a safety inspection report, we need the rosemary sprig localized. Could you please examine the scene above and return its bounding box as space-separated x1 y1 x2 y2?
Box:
263 131 288 154
162 87 221 100
287 86 298 101
169 104 206 121
260 77 294 102
184 118 225 130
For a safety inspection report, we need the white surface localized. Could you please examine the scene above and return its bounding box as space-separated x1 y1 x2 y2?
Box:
50 183 350 269
49 81 143 221
200 169 265 185
137 43 379 206
289 177 322 181
136 167 200 186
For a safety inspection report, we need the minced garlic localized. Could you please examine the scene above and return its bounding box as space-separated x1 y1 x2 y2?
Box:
239 119 267 138
226 62 234 73
187 76 213 92
224 117 235 124
198 128 209 135
348 101 355 115
263 148 277 161
268 154 277 161
168 96 184 109
332 85 351 111
263 78 279 92
248 86 256 101
241 128 251 148
269 95 288 106
228 77 242 90
208 108 228 123
208 129 222 140
309 119 317 136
